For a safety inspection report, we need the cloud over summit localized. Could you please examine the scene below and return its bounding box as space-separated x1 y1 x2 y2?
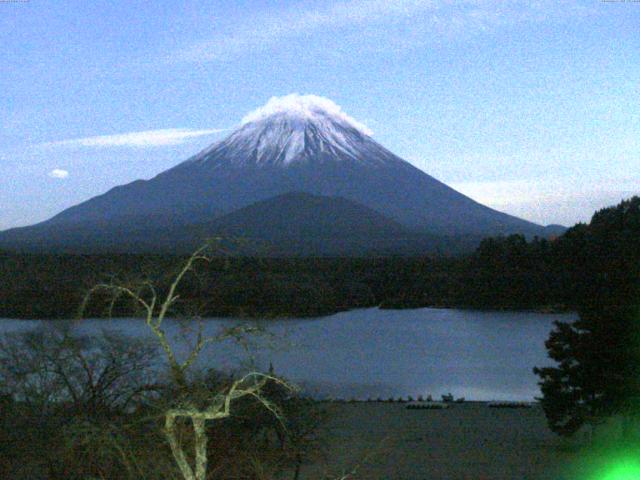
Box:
240 94 373 136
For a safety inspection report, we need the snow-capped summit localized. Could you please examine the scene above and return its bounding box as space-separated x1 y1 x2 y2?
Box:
240 93 373 136
190 94 384 167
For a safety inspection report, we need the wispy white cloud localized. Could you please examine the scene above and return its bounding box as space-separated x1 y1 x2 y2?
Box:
48 169 69 179
172 0 594 63
41 128 226 149
451 177 638 225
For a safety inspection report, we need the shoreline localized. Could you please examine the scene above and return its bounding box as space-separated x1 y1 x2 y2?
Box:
0 303 576 322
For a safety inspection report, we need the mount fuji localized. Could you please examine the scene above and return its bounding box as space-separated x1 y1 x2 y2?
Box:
0 94 560 254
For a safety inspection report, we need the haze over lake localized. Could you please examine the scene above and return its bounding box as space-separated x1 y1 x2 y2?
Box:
0 308 575 401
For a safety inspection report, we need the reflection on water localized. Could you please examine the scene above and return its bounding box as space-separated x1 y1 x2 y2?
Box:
0 308 575 401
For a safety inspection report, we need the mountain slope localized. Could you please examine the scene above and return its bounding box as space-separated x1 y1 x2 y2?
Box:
207 191 406 239
0 94 560 254
167 192 481 256
0 193 482 255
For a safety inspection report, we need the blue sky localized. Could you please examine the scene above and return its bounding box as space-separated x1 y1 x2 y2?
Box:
1 0 638 230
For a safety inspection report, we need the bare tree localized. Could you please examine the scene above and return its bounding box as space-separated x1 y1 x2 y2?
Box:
80 241 295 480
0 323 162 479
0 323 158 416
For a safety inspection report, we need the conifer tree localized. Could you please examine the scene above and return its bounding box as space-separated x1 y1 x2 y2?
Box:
535 197 640 438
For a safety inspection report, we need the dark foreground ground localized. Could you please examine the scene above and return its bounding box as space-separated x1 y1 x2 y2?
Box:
291 402 598 480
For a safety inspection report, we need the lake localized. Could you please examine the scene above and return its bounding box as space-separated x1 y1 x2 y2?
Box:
0 308 575 401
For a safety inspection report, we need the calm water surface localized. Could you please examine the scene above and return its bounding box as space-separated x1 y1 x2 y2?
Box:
0 308 575 401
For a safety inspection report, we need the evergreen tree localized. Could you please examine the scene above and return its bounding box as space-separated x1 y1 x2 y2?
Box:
534 197 640 438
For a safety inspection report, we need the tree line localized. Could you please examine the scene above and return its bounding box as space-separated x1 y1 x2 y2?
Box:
0 210 614 320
